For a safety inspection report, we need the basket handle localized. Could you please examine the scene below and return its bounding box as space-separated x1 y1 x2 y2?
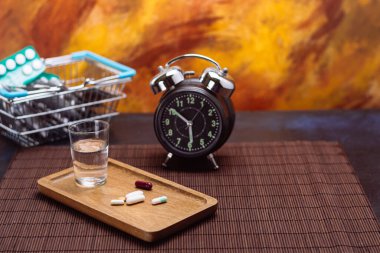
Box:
71 51 136 79
0 88 28 99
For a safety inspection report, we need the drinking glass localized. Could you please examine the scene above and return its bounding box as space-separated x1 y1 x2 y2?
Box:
68 120 109 187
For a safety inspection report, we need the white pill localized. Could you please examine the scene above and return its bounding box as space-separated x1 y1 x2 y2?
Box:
0 64 6 75
25 49 36 60
151 196 168 205
6 59 16 70
38 77 48 83
126 194 145 205
49 77 62 86
32 59 43 70
110 199 125 206
15 54 26 65
125 190 144 199
22 65 33 75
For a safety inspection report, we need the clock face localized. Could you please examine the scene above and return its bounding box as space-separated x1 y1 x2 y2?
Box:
156 91 222 157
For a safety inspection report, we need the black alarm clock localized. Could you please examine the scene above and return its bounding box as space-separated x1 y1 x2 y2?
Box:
150 54 235 169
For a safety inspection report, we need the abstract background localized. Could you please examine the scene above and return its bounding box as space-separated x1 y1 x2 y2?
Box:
1 0 380 112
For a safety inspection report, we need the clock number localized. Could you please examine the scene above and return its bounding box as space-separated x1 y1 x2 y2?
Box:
187 142 192 150
169 108 175 115
200 138 205 148
168 129 173 136
208 131 213 138
165 118 170 125
211 120 216 127
208 109 214 116
200 99 205 108
176 138 181 146
187 96 195 104
176 100 183 107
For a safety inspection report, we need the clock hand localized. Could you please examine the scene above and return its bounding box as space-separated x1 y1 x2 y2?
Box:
188 123 193 143
191 108 203 122
170 108 190 124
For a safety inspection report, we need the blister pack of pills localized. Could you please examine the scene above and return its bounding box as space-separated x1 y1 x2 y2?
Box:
0 46 46 88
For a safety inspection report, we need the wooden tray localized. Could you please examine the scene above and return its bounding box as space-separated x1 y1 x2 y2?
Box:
37 158 218 242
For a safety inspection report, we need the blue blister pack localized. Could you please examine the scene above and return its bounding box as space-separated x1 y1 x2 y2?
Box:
0 46 46 98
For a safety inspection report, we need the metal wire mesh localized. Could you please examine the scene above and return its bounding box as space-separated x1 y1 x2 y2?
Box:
0 58 128 147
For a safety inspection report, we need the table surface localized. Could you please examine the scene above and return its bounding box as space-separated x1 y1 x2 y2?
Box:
1 110 379 220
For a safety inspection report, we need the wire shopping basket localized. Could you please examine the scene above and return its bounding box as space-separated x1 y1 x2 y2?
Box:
0 51 136 147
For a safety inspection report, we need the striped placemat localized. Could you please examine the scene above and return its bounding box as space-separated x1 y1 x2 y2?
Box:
0 142 379 252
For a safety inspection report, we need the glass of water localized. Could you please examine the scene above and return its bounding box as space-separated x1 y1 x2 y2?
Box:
68 120 109 187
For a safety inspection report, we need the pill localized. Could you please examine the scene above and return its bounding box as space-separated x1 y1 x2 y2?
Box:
126 194 145 205
32 59 43 70
15 54 26 65
110 199 125 206
0 64 6 75
39 77 49 83
22 65 33 75
125 190 144 199
25 49 36 60
151 196 167 205
49 77 63 86
5 59 16 70
135 180 153 190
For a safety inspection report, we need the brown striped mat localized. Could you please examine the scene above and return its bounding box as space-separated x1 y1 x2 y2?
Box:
0 142 379 252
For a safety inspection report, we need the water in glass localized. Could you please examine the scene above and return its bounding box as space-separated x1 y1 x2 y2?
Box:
71 138 108 187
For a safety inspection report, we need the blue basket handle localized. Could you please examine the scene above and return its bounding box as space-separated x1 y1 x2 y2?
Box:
71 51 136 79
0 88 28 99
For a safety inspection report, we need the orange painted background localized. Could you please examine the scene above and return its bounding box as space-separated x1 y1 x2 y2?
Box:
1 0 380 112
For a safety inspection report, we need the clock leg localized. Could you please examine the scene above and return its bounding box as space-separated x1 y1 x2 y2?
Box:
162 152 173 168
207 153 219 170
